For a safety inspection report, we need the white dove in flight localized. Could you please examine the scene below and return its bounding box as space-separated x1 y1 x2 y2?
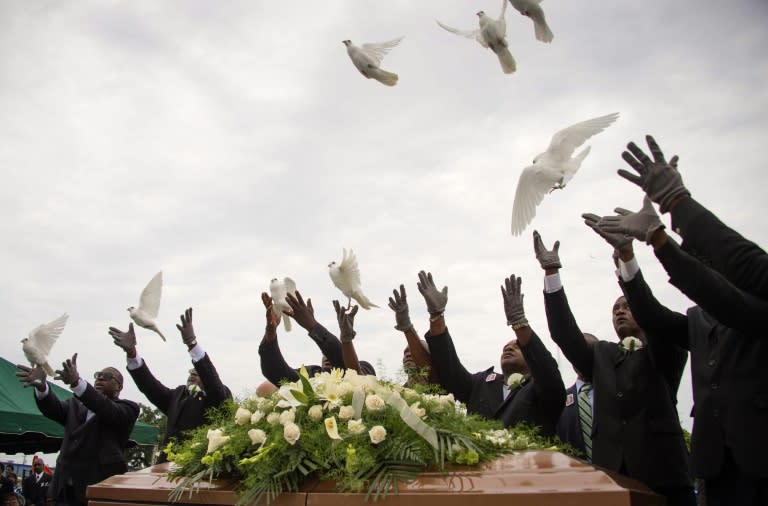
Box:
342 37 403 86
509 0 554 43
269 277 297 332
328 248 379 310
128 271 166 341
22 313 68 376
437 0 516 74
510 112 620 236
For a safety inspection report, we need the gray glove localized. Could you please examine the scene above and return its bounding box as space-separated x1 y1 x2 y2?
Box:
388 284 414 331
582 213 633 249
108 323 137 354
15 364 47 389
333 300 358 342
599 197 665 244
417 270 448 316
501 275 528 328
176 308 197 348
618 135 689 213
533 230 562 270
55 353 80 387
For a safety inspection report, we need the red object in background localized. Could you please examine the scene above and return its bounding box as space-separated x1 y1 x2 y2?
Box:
31 456 52 476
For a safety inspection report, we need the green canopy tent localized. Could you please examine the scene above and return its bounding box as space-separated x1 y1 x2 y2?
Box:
0 356 159 454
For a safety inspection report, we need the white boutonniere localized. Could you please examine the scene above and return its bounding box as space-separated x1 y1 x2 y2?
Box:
620 336 644 352
506 373 525 390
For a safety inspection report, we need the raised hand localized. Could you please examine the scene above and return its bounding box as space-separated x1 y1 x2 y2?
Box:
108 323 137 354
333 300 359 342
533 230 562 270
55 353 80 387
388 284 414 331
618 135 689 213
16 364 47 390
176 308 197 348
416 271 448 316
582 213 633 250
600 196 665 244
261 292 279 330
285 291 318 330
501 275 528 328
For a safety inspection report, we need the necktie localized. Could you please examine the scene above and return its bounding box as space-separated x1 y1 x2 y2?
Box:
578 383 593 462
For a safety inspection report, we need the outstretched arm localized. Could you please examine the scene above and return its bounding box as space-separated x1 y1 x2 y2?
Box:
334 300 362 374
259 292 300 384
389 284 437 384
286 291 345 369
178 308 231 404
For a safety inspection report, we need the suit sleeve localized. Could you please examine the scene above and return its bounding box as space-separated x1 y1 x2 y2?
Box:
34 388 68 426
193 353 231 405
520 330 566 417
307 323 344 369
128 360 174 413
654 239 768 335
671 196 768 299
77 383 140 427
259 337 300 384
619 270 689 349
543 288 595 381
425 329 475 404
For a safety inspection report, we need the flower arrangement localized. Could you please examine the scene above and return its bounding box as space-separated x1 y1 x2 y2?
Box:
165 368 565 505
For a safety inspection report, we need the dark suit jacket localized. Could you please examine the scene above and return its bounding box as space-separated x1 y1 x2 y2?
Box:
426 328 565 436
22 472 52 506
556 383 586 455
545 287 691 490
671 196 768 300
35 384 139 506
621 248 768 479
259 323 375 385
129 353 232 462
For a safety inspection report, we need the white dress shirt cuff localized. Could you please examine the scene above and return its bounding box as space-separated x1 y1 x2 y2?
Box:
34 384 50 399
189 344 205 363
543 273 563 293
126 353 144 371
71 378 88 397
618 256 641 282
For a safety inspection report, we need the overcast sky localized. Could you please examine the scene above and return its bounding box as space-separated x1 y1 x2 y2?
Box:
2 0 767 459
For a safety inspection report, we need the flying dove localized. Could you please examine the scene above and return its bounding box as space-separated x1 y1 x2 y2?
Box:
22 313 68 376
328 248 378 310
128 271 166 341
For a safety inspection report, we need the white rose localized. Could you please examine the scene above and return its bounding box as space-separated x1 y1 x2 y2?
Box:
279 409 296 425
338 405 355 420
365 394 386 412
348 419 366 435
368 425 387 445
409 402 426 418
266 412 280 425
308 405 324 421
234 407 252 425
206 428 230 454
247 429 267 446
506 373 524 389
283 422 301 445
250 410 264 425
621 336 644 352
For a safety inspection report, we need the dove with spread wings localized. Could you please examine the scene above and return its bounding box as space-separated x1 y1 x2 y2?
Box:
328 249 378 310
510 113 620 236
269 277 297 331
437 0 516 74
342 37 403 86
22 313 68 376
128 271 166 341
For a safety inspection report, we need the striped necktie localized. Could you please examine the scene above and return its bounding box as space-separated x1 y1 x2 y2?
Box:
578 383 593 462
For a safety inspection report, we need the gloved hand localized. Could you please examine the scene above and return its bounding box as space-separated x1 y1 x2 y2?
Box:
176 308 197 348
599 196 665 244
417 271 448 316
55 353 80 387
501 275 528 328
285 291 318 330
108 323 137 354
15 364 47 390
388 284 413 331
618 135 689 213
533 230 562 270
333 300 358 342
582 213 633 249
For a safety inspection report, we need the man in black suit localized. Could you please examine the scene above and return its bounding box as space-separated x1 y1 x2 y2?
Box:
109 308 232 463
536 230 694 505
22 458 52 506
417 270 565 436
555 333 597 458
258 292 375 385
615 134 768 300
592 203 768 505
16 354 139 506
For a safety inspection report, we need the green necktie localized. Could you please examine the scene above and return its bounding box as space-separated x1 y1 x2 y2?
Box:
578 383 593 462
